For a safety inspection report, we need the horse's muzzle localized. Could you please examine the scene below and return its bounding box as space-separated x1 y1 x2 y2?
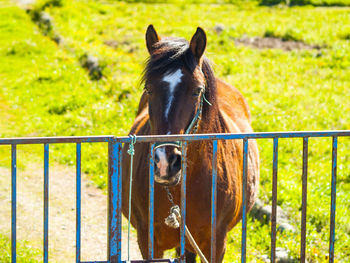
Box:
154 146 182 186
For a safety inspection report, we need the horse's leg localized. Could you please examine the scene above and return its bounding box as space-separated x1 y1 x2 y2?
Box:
198 233 227 263
176 247 197 263
213 235 227 263
136 225 148 259
217 243 226 263
136 225 164 259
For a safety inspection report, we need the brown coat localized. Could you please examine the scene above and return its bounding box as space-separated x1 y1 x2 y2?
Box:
121 77 259 262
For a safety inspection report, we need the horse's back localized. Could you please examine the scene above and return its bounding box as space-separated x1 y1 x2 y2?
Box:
216 78 252 132
216 78 260 225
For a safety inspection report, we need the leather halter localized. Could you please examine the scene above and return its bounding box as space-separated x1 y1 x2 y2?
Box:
154 86 206 149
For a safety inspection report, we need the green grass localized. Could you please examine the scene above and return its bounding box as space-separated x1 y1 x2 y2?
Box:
0 0 350 262
0 234 40 263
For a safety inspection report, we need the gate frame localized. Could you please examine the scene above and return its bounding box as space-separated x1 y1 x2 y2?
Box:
1 130 349 263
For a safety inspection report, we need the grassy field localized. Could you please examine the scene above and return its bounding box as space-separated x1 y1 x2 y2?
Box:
0 234 40 263
0 0 350 262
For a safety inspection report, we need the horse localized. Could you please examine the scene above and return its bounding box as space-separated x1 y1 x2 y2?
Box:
121 25 260 262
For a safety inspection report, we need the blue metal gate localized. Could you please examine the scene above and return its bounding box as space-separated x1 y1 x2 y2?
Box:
1 130 349 263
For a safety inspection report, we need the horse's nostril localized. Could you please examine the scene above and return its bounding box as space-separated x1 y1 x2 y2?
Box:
169 153 181 173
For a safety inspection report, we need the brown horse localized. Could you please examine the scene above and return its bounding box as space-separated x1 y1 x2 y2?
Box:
122 25 259 262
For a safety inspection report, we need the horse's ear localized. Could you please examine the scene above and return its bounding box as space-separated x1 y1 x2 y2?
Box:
190 27 207 61
146 24 160 54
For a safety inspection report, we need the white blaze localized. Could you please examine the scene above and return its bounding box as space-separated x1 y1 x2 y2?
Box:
155 147 168 177
162 69 183 120
156 70 183 177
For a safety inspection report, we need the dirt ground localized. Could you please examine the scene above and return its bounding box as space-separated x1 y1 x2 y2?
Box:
0 162 142 262
1 2 141 261
235 36 322 51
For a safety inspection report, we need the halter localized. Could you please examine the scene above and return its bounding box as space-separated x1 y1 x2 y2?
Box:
154 85 210 150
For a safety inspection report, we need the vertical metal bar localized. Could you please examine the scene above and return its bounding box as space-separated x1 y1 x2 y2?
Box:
271 138 278 263
241 138 248 263
329 136 338 263
11 144 17 263
180 142 187 263
44 143 49 263
211 140 218 263
300 137 308 263
76 143 81 263
148 143 155 259
117 142 123 263
108 140 122 263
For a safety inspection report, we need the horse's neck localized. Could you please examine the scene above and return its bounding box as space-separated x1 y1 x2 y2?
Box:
198 99 225 134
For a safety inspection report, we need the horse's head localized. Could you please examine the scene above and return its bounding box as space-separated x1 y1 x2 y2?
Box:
143 25 213 186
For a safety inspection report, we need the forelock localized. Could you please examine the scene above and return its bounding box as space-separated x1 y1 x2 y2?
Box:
142 37 197 84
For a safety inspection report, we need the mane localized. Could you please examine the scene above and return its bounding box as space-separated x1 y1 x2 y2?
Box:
142 37 218 121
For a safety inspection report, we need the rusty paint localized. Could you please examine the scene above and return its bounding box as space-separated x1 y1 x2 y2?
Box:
180 142 187 263
270 138 278 263
108 141 122 262
44 143 49 263
11 144 17 263
329 136 338 263
241 138 248 263
76 143 81 263
300 137 309 263
211 140 218 263
149 144 155 259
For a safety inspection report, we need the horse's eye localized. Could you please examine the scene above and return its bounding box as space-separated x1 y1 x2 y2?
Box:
192 87 203 97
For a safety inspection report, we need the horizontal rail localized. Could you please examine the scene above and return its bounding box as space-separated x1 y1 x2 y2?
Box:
0 135 114 145
1 130 350 145
115 130 350 143
81 260 177 263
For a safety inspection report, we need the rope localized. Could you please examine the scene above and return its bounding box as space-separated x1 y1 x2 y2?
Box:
164 197 209 263
127 134 137 262
203 92 212 106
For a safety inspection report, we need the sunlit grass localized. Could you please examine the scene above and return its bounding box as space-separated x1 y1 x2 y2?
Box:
0 234 40 263
0 0 349 261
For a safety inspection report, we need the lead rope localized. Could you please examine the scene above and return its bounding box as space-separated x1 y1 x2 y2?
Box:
127 134 137 262
164 187 209 263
